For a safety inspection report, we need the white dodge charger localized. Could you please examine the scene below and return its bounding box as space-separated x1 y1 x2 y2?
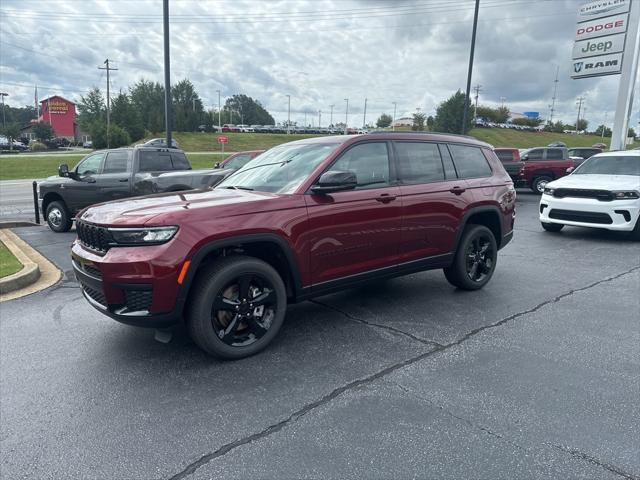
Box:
539 150 640 239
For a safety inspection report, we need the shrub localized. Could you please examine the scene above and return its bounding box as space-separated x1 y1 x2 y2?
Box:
29 142 47 152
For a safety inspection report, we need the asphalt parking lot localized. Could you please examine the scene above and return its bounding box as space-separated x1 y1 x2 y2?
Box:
1 192 639 480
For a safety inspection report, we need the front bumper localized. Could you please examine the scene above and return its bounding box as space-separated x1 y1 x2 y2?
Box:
71 240 189 328
539 194 640 232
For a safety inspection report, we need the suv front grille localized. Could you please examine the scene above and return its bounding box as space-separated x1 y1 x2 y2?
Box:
553 188 614 201
549 209 613 225
81 282 107 307
76 221 112 253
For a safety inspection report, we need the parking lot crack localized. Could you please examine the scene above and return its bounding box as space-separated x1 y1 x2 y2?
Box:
310 299 444 348
549 444 639 480
167 266 640 480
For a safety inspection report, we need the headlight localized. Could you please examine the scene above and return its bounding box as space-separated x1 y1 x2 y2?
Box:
543 187 555 196
108 226 178 245
612 191 639 200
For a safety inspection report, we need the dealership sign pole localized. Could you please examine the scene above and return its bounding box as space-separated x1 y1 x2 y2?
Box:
571 0 640 150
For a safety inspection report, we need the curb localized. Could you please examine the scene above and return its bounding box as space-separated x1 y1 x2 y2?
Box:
0 229 61 301
0 221 39 229
0 229 40 294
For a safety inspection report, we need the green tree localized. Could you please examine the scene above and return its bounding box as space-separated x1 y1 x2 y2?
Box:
576 118 588 131
224 94 274 125
512 117 543 127
550 120 565 133
130 79 165 133
426 115 435 130
1 122 21 150
89 122 130 149
3 105 37 125
412 112 426 131
434 90 472 134
475 105 510 123
594 124 612 137
31 122 54 142
628 127 636 138
172 79 204 132
77 87 105 130
376 113 392 128
111 92 145 141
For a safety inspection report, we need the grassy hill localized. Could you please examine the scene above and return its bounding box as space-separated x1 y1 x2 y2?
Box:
468 128 638 149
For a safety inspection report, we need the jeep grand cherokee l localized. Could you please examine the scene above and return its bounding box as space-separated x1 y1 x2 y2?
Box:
71 133 516 359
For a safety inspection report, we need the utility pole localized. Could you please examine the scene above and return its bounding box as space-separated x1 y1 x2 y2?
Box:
216 89 221 131
362 98 367 128
549 65 559 124
576 96 585 134
601 111 608 141
318 109 321 128
162 0 172 148
304 111 307 127
344 98 349 134
0 92 7 128
500 96 506 109
473 84 482 121
461 0 480 134
329 104 334 127
287 96 292 132
392 102 397 131
98 59 118 148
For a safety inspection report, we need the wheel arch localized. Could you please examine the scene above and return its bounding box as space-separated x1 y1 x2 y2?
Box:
178 234 304 311
454 206 505 251
42 192 67 213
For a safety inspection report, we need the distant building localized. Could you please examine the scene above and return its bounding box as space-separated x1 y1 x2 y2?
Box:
391 117 414 128
21 95 87 142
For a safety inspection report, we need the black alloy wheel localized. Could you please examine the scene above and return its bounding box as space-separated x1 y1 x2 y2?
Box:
187 256 287 359
444 224 498 290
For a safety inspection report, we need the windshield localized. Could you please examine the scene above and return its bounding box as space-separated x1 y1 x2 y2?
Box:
217 142 339 193
574 155 640 176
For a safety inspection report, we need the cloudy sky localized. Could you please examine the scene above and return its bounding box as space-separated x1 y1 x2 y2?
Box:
0 0 638 129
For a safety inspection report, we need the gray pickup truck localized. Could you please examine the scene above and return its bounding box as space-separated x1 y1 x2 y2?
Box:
39 146 232 232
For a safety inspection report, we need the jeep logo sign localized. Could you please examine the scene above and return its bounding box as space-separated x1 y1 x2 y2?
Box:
571 53 623 78
573 32 626 58
575 13 628 40
578 0 630 21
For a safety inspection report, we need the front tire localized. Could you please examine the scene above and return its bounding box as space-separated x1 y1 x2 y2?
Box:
531 176 552 194
541 222 564 232
46 201 72 232
631 216 640 241
444 224 497 291
186 256 287 360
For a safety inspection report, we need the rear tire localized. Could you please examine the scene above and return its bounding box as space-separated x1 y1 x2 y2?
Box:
186 255 287 360
531 176 552 195
46 201 72 232
444 224 497 291
541 222 564 232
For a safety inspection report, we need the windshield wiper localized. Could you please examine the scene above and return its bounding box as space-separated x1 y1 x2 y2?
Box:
224 185 254 191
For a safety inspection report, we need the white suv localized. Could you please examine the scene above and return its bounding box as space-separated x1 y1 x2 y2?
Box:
539 150 640 239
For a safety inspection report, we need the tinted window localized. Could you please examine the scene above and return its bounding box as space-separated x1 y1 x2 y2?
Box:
331 142 390 189
76 153 103 176
102 151 129 173
438 144 458 179
546 148 564 160
495 150 515 163
171 152 190 170
395 142 444 184
138 151 172 172
225 154 253 170
524 149 544 160
448 145 492 178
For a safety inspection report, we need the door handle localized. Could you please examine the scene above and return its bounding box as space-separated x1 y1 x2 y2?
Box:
375 193 397 203
118 178 129 182
449 186 466 195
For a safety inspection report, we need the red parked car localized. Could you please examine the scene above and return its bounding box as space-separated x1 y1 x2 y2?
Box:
71 133 516 359
516 147 574 194
214 150 264 170
221 124 239 133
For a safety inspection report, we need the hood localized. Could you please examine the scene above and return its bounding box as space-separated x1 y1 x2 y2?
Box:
548 174 640 192
79 188 286 226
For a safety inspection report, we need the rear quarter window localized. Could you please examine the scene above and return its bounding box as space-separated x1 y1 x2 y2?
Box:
171 152 191 170
138 151 173 172
448 144 492 178
495 150 515 163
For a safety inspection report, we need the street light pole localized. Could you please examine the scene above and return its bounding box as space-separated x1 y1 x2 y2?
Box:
162 0 172 147
362 97 367 129
461 0 480 134
216 90 221 131
330 104 334 126
287 95 291 134
0 92 7 128
318 110 321 128
344 98 349 134
392 101 397 131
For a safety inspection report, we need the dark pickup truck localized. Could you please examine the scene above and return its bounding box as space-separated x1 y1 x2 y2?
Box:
39 146 231 232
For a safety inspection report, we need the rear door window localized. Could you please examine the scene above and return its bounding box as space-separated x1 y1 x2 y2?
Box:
102 151 130 173
525 149 544 160
448 144 492 178
394 142 444 184
138 151 173 172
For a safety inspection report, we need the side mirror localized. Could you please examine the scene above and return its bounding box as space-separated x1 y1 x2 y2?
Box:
311 170 357 194
521 154 528 161
58 164 69 177
214 162 221 169
566 167 575 174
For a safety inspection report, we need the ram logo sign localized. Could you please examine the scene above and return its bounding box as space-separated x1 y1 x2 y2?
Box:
571 53 623 78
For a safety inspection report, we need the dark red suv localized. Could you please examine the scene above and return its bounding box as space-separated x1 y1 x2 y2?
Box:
72 133 515 359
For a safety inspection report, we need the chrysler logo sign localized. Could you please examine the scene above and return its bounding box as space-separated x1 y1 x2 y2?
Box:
578 0 630 20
